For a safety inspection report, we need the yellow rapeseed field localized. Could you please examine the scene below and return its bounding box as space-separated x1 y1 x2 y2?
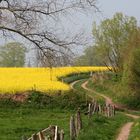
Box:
0 67 109 94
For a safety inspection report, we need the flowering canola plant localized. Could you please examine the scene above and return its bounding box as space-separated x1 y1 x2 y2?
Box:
0 67 109 94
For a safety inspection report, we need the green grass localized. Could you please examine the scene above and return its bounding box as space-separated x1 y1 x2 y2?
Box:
86 77 140 139
74 79 105 104
77 112 132 140
0 106 132 140
87 79 117 101
72 79 87 90
0 90 88 140
87 79 140 112
128 120 140 140
0 107 72 140
72 78 136 140
88 73 140 109
0 74 138 140
59 72 90 84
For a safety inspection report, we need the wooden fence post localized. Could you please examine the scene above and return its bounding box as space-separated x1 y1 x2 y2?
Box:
98 104 102 114
60 129 64 140
90 71 93 77
70 116 76 140
112 105 115 116
76 108 82 136
32 134 38 140
54 126 58 140
96 103 99 114
93 101 97 114
38 131 44 140
107 105 110 117
88 103 92 118
45 135 51 140
50 126 55 140
21 135 27 140
104 105 107 117
90 103 94 115
110 106 114 117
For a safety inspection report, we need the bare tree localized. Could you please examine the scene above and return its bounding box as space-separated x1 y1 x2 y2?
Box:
0 0 97 67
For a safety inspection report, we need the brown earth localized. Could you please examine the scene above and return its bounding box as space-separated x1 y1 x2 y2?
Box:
0 92 29 102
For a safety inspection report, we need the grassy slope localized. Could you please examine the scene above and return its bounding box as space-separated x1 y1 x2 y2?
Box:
0 106 132 140
0 107 72 140
0 88 88 140
73 80 133 140
0 74 90 140
0 74 135 140
78 113 132 140
128 120 140 140
73 79 105 104
86 79 118 102
86 78 140 139
0 75 87 140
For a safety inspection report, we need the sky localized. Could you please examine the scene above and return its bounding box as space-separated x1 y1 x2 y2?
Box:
83 0 140 38
1 0 140 64
1 0 140 44
72 0 140 54
98 0 140 22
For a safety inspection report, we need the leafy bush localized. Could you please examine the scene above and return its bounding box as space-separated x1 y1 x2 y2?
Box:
0 90 88 110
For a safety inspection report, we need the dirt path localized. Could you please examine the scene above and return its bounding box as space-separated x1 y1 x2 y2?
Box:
81 81 115 106
81 80 140 118
81 80 140 140
70 79 140 140
70 80 81 89
116 122 134 140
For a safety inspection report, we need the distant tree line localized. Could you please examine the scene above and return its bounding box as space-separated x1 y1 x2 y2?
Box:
0 42 26 67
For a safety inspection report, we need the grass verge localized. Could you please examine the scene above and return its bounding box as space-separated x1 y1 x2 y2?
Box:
86 77 140 139
128 120 140 140
74 79 105 104
77 112 132 140
0 74 136 140
71 78 137 140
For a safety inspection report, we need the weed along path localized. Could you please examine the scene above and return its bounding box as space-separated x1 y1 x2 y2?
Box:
70 79 140 140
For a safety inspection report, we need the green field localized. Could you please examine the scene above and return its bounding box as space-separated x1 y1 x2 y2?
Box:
0 108 71 140
85 77 140 140
0 75 138 140
0 106 132 140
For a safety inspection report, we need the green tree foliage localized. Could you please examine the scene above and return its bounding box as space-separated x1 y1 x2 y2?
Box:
0 42 26 67
130 47 140 94
74 46 101 66
122 30 140 98
93 13 137 72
